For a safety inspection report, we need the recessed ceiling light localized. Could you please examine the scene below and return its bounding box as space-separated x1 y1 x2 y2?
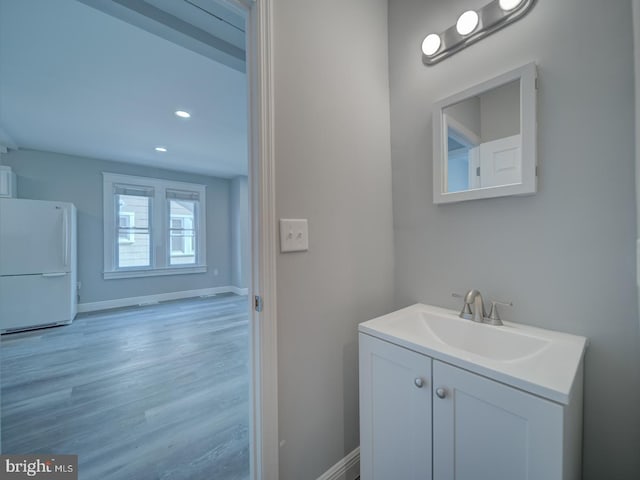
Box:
456 10 479 36
155 147 167 152
499 0 525 12
175 110 191 118
422 34 442 56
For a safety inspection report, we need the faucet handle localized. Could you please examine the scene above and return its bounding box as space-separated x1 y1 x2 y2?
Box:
486 300 513 325
452 292 472 320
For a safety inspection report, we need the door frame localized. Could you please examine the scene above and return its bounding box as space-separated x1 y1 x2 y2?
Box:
224 1 279 479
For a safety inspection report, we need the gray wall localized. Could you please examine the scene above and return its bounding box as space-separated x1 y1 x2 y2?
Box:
230 175 249 289
273 0 395 478
2 149 232 304
479 80 520 142
445 97 481 139
446 80 520 143
389 0 640 478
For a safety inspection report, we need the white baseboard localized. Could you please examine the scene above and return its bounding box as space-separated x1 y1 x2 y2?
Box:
229 286 249 295
317 447 360 480
77 286 247 313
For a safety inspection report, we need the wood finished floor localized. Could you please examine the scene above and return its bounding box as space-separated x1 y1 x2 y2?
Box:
1 293 250 480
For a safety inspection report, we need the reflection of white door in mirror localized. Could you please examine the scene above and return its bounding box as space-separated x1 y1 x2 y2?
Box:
479 134 521 188
433 62 537 204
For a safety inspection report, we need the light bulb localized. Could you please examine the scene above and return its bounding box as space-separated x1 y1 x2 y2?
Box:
421 34 442 56
499 0 525 12
456 10 479 36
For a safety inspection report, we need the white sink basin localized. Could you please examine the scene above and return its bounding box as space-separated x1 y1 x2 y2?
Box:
359 303 588 404
416 311 550 361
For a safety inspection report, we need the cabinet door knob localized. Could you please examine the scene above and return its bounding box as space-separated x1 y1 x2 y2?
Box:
414 377 424 388
436 387 447 399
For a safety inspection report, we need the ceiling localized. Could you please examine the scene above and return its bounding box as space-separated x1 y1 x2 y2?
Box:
0 0 248 178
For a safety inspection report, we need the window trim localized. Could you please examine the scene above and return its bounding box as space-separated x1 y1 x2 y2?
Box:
103 172 207 279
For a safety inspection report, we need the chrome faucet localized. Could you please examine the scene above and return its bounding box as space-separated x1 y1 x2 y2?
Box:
462 289 486 323
453 290 512 326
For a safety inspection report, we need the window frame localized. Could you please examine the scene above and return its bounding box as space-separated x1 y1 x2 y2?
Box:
103 172 207 279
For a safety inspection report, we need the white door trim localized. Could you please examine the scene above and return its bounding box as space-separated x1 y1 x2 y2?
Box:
243 1 279 479
316 447 360 480
633 0 640 312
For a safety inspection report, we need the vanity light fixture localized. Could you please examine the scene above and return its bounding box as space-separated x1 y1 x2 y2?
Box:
499 0 525 11
155 146 167 152
421 34 442 56
456 10 479 36
175 110 191 118
421 0 536 65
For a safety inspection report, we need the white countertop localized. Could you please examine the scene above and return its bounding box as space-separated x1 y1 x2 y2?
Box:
359 303 588 405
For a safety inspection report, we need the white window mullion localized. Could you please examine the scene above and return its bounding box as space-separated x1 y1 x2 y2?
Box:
198 200 206 266
165 195 171 266
153 189 165 269
103 178 116 273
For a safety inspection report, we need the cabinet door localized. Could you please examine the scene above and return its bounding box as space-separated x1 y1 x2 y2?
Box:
359 334 432 480
432 360 563 480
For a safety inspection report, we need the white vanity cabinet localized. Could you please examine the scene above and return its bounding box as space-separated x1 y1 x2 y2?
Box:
359 334 432 480
359 332 584 480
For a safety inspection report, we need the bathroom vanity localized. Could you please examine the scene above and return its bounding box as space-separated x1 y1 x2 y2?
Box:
358 304 587 480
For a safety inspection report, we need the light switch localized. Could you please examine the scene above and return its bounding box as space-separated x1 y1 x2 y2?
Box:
280 219 309 253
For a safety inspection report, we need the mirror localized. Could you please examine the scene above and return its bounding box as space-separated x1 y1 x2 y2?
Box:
433 63 537 204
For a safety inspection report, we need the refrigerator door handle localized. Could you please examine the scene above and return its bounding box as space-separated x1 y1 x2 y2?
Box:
62 208 69 268
42 273 67 278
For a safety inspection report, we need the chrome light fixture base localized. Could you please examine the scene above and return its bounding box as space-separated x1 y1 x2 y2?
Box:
422 0 536 66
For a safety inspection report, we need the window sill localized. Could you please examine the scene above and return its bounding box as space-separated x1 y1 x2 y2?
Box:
103 265 207 280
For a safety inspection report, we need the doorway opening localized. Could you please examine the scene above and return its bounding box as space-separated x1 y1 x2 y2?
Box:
0 0 265 477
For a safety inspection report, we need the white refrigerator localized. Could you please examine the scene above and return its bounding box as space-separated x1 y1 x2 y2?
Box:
0 198 77 333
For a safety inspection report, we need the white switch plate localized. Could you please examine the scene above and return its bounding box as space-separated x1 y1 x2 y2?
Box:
280 219 309 253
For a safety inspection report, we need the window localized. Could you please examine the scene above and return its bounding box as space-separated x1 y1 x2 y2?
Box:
103 173 206 279
115 188 152 268
118 212 135 244
167 191 198 266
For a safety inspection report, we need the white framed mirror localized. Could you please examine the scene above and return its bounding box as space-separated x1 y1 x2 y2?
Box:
433 62 537 204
